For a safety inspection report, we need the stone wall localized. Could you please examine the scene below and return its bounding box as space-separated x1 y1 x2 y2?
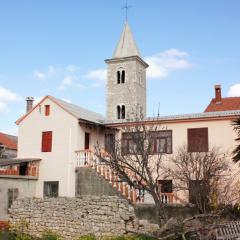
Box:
9 196 140 239
0 176 36 220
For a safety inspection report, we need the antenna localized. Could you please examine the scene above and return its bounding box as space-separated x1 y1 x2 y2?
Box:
122 0 132 22
157 102 160 118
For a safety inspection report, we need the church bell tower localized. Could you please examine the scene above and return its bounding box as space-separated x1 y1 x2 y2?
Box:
105 22 149 121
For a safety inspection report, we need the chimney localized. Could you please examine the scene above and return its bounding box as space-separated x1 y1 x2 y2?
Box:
214 84 222 103
26 97 34 112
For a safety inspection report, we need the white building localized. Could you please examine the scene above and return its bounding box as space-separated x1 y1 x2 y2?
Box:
1 22 240 220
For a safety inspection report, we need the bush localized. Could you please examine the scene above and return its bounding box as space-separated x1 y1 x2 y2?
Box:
78 235 96 240
41 230 63 240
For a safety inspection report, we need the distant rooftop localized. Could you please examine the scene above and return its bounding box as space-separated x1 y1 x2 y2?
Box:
0 132 17 150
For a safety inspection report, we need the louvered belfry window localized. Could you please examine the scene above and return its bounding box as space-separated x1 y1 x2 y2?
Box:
187 128 208 152
42 131 52 152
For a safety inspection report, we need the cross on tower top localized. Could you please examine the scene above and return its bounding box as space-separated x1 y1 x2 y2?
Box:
122 0 132 22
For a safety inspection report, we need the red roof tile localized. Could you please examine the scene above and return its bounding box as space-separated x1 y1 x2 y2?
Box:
204 97 240 112
0 132 17 150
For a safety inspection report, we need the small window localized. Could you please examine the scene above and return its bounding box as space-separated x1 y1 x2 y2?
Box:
158 180 173 193
45 105 50 116
117 71 121 84
121 105 125 119
188 128 208 152
42 131 52 152
150 130 172 154
121 70 125 83
117 105 121 119
8 188 18 209
44 181 59 197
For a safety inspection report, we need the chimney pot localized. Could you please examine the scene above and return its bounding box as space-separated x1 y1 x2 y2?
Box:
214 84 222 103
26 97 34 113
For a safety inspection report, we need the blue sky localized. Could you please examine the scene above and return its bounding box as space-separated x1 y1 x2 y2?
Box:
0 0 240 135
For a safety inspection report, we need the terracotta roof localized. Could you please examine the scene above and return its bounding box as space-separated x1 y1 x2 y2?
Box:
0 132 17 150
205 97 240 112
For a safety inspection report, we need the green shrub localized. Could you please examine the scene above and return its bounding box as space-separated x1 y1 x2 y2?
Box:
78 235 96 240
41 230 63 240
101 235 158 240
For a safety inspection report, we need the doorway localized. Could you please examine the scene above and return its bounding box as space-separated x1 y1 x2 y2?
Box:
85 133 90 150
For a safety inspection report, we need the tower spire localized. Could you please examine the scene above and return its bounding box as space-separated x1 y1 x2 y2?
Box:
112 22 141 58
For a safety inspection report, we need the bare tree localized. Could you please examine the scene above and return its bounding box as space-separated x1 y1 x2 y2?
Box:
166 145 230 214
232 118 240 162
95 118 169 225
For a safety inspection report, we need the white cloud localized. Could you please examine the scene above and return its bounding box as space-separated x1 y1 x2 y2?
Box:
33 65 59 80
145 48 193 79
228 84 240 97
0 86 22 113
85 69 107 81
33 71 46 80
66 65 80 73
84 69 107 88
59 76 75 90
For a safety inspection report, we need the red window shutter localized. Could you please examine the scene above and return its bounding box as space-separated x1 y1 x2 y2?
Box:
42 131 52 152
45 105 50 116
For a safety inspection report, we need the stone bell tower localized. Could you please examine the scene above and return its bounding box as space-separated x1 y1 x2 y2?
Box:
105 22 149 121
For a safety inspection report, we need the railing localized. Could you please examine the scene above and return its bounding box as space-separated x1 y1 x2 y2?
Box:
75 149 143 204
75 149 185 205
76 150 95 167
161 192 174 204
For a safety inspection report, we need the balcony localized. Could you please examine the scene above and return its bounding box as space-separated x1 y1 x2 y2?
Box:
0 158 41 178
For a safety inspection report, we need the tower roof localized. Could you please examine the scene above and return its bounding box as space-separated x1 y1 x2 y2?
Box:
113 22 141 58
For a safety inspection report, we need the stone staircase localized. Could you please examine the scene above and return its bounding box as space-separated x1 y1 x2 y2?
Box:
75 150 185 205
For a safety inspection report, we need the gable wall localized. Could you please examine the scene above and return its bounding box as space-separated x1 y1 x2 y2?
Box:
17 98 80 197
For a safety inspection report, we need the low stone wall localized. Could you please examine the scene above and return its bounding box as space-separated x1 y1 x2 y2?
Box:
9 196 139 239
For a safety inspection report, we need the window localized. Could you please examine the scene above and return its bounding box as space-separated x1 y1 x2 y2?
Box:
45 105 50 116
43 181 59 197
121 105 125 119
105 134 115 153
150 130 172 154
158 180 173 193
8 188 18 209
122 132 143 155
188 128 208 152
117 105 121 119
121 70 125 83
117 105 125 119
42 131 52 152
117 71 121 84
117 70 125 84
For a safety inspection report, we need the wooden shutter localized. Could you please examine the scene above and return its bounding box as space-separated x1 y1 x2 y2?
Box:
188 128 208 152
45 105 50 116
42 131 52 152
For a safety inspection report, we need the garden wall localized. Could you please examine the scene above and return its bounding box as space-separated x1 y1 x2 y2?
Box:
9 196 140 239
